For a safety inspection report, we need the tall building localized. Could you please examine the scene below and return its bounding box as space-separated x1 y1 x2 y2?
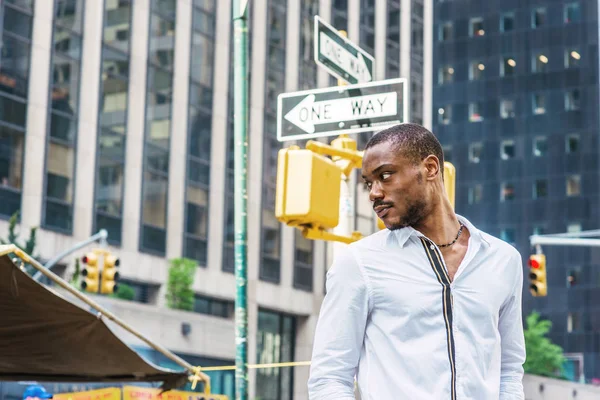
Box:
433 0 600 382
0 0 429 398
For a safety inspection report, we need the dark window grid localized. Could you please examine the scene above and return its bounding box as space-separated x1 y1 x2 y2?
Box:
194 295 233 318
150 6 176 22
187 153 211 179
188 81 214 114
0 93 28 126
4 2 35 16
99 46 131 81
52 33 83 63
293 255 314 292
42 16 83 234
192 6 216 38
93 41 132 242
2 25 33 45
139 134 172 254
52 0 86 34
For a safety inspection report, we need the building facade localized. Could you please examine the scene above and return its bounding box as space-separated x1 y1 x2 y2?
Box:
0 0 430 398
433 0 600 382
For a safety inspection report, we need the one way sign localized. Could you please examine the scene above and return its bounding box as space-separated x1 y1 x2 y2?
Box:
277 78 407 142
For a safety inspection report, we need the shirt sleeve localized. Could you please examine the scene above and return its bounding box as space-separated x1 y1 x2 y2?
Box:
499 251 526 400
307 245 371 400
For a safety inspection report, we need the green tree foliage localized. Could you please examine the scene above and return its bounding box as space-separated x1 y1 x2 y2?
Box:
111 283 136 301
165 258 196 311
524 311 566 377
0 210 38 274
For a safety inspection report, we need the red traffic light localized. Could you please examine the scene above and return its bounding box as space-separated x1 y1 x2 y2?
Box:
529 258 540 269
82 255 89 263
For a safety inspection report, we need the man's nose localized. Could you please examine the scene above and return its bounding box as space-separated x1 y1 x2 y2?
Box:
369 182 384 202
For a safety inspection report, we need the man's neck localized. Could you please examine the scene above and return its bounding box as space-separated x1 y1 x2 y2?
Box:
412 196 460 246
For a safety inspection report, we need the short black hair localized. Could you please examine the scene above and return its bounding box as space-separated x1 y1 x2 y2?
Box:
365 123 445 174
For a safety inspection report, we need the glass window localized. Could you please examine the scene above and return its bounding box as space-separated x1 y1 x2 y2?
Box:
256 310 295 400
294 230 313 291
501 183 515 201
442 145 453 163
469 102 483 122
470 17 484 37
439 22 452 41
567 267 581 288
566 134 579 153
567 175 581 196
3 6 33 37
564 3 581 24
439 66 454 84
501 57 516 76
532 7 546 28
532 53 549 73
54 0 85 33
500 99 515 118
468 184 483 204
438 106 451 125
500 12 514 32
565 89 580 111
565 49 581 68
533 93 546 114
142 171 167 228
534 180 548 199
500 229 516 243
469 61 485 80
0 34 32 100
501 140 515 160
0 125 24 190
567 222 582 233
103 0 131 50
533 136 547 157
469 142 482 163
190 32 214 87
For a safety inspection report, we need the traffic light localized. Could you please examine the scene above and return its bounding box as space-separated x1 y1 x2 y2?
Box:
528 254 547 297
81 252 100 293
276 147 341 229
100 253 120 294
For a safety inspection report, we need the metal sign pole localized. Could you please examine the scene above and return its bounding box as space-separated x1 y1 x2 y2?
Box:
233 0 249 399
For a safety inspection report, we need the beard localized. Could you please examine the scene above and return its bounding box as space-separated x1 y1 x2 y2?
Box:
387 198 428 231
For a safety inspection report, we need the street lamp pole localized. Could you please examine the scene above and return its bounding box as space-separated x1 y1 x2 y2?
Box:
233 1 249 399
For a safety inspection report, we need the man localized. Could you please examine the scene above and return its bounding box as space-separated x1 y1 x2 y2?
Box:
23 384 53 400
308 123 525 399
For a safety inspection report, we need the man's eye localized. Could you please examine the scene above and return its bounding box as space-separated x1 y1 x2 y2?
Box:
364 182 372 190
381 172 392 180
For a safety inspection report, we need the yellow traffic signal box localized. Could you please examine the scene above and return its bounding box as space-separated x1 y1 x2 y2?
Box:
100 254 120 294
276 147 341 229
81 252 100 293
529 254 547 297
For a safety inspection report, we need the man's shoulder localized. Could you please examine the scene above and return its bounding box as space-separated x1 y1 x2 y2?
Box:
350 228 391 253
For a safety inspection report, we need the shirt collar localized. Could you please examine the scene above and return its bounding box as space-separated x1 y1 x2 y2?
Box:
389 214 491 248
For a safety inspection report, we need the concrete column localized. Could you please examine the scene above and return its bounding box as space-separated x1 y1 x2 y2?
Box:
423 0 433 129
121 0 150 252
203 0 232 272
165 0 192 260
375 0 387 81
73 0 104 239
22 0 54 230
348 0 360 43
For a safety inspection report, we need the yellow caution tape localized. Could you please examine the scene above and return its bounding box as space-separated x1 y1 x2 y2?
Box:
199 360 311 372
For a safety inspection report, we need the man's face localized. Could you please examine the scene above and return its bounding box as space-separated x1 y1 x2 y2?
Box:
361 142 430 230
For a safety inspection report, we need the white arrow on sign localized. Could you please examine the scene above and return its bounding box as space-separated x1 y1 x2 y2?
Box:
284 92 397 134
319 32 372 83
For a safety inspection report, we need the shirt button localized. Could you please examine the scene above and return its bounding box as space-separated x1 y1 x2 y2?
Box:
430 245 435 250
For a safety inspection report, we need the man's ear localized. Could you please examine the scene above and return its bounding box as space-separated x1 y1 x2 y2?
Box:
423 155 441 181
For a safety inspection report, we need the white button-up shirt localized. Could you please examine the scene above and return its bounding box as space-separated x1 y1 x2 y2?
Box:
308 215 525 400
